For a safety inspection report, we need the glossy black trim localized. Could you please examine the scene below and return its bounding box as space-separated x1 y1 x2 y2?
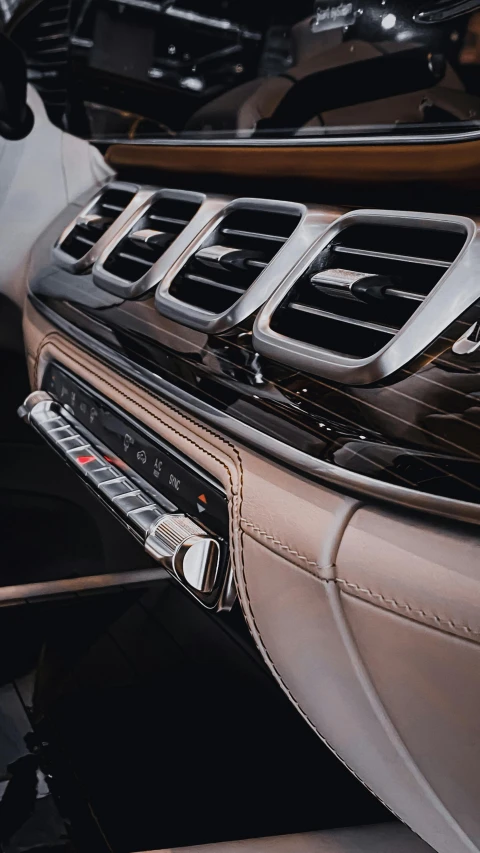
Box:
29 292 480 527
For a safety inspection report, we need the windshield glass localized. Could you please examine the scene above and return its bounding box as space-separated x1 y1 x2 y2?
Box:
9 0 480 142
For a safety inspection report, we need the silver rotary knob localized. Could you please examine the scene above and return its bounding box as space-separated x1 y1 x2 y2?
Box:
145 514 220 594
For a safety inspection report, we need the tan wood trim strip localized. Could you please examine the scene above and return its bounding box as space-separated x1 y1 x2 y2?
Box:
106 141 480 185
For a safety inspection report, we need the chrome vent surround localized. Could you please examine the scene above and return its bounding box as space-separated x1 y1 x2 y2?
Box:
155 198 308 334
53 181 142 272
93 189 210 299
254 210 476 385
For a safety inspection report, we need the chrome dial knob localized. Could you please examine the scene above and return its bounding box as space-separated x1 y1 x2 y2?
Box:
145 514 220 594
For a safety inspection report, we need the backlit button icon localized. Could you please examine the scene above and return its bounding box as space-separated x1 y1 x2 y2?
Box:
137 449 147 464
197 493 207 513
124 433 134 453
76 455 96 465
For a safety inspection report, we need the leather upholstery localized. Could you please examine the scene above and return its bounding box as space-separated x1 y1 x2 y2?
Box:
22 301 480 853
153 822 432 853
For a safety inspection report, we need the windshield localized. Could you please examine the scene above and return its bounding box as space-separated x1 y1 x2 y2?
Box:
8 0 480 142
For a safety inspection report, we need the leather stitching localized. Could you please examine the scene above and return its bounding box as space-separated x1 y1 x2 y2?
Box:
337 578 480 640
240 518 320 574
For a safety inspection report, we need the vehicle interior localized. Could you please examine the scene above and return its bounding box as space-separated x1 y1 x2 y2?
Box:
0 2 479 852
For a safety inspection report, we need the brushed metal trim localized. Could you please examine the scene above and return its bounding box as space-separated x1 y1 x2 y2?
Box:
253 209 476 385
93 189 228 298
29 293 480 528
0 568 170 604
52 181 152 273
154 198 338 334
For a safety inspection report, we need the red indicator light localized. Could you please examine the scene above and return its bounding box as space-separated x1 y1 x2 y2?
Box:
104 454 126 469
77 455 96 465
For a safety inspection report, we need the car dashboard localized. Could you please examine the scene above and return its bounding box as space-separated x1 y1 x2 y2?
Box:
3 3 480 853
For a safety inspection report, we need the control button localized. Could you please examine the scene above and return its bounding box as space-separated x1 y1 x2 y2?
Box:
68 447 104 471
58 435 85 450
66 442 92 457
55 432 83 448
127 506 163 533
99 477 138 499
48 424 73 437
42 417 69 434
72 456 107 476
85 466 121 486
114 493 154 515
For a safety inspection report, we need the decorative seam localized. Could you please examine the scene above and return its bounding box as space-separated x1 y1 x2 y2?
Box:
32 328 399 818
337 578 480 640
240 518 320 575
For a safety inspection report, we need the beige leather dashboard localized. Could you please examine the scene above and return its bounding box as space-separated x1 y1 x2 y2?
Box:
23 297 480 853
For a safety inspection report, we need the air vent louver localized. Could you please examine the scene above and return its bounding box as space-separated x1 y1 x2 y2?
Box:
169 206 302 314
254 210 473 385
271 221 466 359
102 195 202 285
57 185 136 264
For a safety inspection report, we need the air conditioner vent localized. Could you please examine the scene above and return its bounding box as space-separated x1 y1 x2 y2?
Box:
253 210 473 385
169 206 302 314
102 195 202 284
55 183 137 268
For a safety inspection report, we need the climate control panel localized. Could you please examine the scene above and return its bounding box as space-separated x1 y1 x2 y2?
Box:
19 364 233 610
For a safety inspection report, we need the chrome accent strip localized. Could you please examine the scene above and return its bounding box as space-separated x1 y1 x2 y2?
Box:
29 293 480 528
253 209 476 385
0 568 170 604
52 181 150 274
93 190 228 299
91 127 480 147
155 198 336 334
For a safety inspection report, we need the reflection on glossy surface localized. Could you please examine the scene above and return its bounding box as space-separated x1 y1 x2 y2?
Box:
10 0 480 141
31 270 480 507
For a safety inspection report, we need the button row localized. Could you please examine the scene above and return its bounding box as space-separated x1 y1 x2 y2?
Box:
35 409 164 535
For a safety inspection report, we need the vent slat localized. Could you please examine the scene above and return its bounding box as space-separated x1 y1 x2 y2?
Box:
385 288 425 302
117 251 153 267
289 303 397 335
221 227 287 244
335 245 451 269
74 234 96 247
149 214 190 228
184 273 245 295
